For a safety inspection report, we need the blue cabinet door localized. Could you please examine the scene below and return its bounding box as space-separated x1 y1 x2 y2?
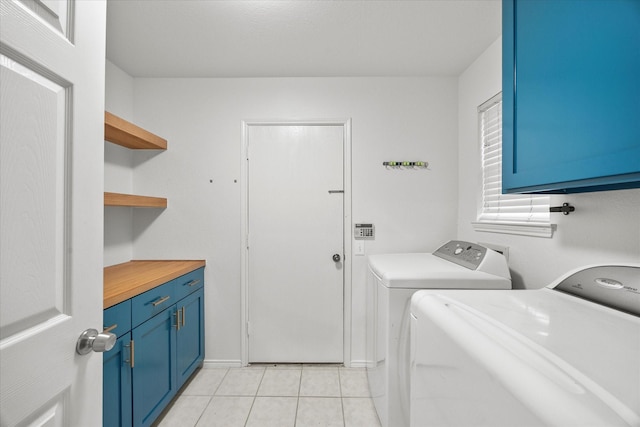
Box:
132 308 177 427
503 0 640 193
176 288 205 389
103 333 132 427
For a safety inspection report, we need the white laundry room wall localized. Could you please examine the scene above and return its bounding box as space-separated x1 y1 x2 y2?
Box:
457 37 640 289
104 60 135 266
126 76 459 366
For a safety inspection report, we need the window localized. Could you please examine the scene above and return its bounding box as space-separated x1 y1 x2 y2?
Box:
472 94 553 237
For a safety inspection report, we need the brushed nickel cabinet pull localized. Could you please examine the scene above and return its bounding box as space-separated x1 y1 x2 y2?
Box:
186 279 201 287
104 324 117 333
181 307 186 327
151 295 170 306
175 309 181 331
125 340 135 368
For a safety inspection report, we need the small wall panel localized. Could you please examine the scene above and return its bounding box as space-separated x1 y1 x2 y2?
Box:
0 54 68 339
18 0 74 41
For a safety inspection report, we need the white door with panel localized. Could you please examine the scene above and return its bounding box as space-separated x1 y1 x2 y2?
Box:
247 124 344 363
0 1 105 426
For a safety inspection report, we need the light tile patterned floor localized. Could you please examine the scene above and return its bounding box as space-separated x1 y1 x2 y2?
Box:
153 365 382 427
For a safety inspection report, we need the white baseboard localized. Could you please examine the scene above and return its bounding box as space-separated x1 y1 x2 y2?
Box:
202 359 243 368
348 360 370 368
202 359 369 369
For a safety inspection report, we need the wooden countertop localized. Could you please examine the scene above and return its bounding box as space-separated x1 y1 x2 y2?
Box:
104 260 205 308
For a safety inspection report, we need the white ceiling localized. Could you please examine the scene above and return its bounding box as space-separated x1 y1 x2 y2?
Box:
106 0 501 78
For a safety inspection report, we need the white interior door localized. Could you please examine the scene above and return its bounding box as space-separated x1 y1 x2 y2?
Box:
247 124 344 363
0 1 105 425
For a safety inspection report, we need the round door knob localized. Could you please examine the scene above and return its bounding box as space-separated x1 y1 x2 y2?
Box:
332 254 341 262
76 328 117 355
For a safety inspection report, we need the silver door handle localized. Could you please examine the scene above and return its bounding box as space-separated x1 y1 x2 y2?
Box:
76 328 117 355
332 254 341 262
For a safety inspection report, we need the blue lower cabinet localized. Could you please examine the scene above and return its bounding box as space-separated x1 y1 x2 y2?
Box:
176 288 205 389
132 307 178 427
103 333 133 427
103 268 205 427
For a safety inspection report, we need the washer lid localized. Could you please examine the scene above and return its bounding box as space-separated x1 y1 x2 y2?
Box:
411 287 640 426
368 253 511 289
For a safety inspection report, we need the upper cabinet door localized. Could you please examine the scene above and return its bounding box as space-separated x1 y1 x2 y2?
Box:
502 0 640 193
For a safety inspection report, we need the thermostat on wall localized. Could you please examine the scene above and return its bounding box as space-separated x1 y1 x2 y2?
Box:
354 223 375 239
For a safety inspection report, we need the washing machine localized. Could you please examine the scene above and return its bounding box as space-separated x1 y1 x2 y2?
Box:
410 264 640 427
365 240 511 427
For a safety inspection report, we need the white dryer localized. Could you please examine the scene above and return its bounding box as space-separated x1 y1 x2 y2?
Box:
410 264 640 427
366 240 511 427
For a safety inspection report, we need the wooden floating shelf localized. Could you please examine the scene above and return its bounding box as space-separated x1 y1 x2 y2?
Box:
104 192 167 208
104 111 167 150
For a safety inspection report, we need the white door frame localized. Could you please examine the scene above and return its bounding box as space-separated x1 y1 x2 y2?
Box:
240 119 352 367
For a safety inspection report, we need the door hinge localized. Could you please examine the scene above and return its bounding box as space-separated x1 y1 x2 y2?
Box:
246 321 251 337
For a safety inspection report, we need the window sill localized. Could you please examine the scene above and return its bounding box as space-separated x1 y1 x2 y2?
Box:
471 221 555 238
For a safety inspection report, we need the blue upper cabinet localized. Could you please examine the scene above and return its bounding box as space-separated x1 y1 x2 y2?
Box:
502 0 640 193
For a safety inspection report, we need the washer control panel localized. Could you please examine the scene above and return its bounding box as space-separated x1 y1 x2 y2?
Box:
552 265 639 316
433 240 488 270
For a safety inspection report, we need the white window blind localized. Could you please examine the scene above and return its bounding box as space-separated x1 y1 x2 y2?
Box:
474 94 552 237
